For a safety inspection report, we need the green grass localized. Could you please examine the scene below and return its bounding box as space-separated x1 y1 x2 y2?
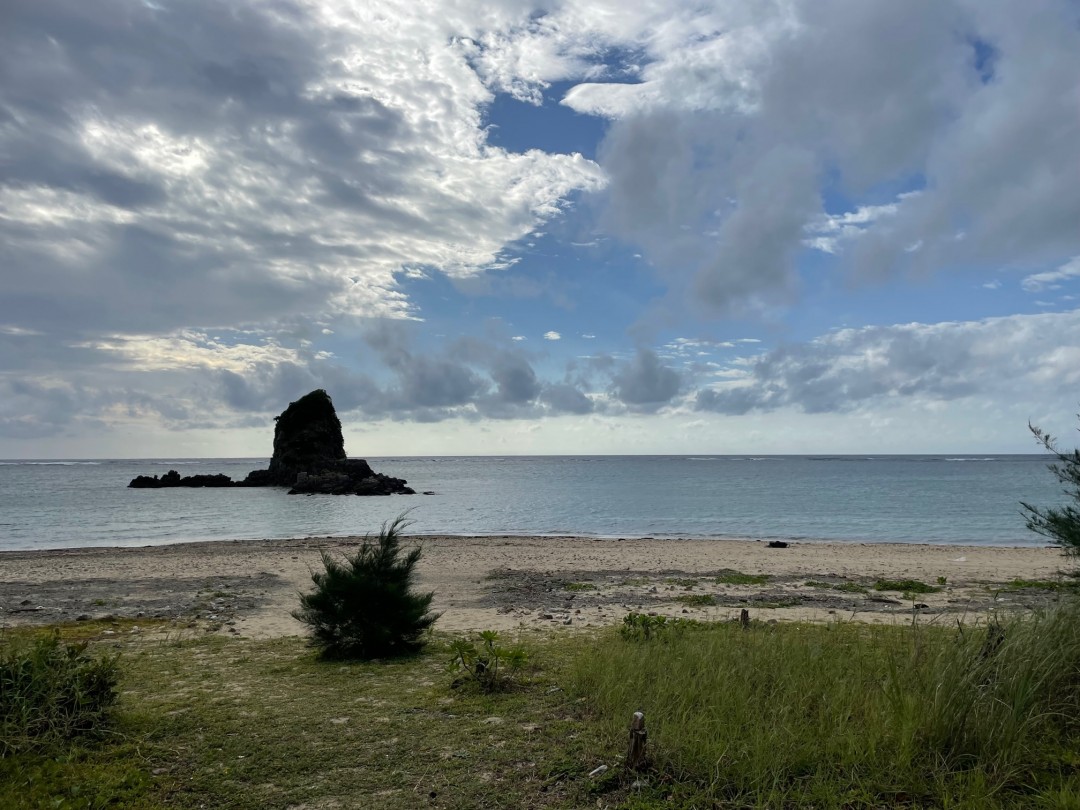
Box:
1 629 606 810
674 594 717 607
873 578 941 594
716 571 771 586
9 607 1080 809
571 606 1080 808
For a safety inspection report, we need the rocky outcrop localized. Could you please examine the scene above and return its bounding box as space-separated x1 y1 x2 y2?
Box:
129 389 415 496
129 471 236 488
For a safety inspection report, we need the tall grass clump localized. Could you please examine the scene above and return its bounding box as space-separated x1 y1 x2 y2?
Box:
293 515 439 660
0 631 120 756
572 607 1080 806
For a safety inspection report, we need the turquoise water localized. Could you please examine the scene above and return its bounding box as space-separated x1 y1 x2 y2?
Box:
0 455 1064 551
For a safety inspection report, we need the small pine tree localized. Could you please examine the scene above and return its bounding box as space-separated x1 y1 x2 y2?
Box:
292 515 439 659
1021 419 1080 558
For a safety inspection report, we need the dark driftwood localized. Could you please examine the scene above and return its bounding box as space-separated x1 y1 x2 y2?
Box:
626 711 648 771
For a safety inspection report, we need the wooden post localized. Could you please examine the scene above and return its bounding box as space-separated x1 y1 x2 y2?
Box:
626 711 647 771
740 608 750 628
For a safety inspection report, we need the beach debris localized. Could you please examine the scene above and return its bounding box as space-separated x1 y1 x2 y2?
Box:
626 711 648 771
767 540 789 549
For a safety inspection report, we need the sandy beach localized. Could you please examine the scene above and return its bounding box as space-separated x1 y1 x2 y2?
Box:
0 535 1069 639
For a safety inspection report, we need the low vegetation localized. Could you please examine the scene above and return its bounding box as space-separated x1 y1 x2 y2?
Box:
574 605 1080 808
292 515 439 660
716 571 770 586
674 593 717 607
447 630 528 692
8 606 1080 808
873 578 941 594
0 630 119 756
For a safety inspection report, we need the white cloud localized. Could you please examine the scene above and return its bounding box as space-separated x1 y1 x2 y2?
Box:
0 0 606 339
543 331 562 340
696 309 1080 415
511 335 526 341
1022 256 1080 292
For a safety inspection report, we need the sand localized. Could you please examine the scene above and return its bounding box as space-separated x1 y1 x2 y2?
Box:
0 535 1069 639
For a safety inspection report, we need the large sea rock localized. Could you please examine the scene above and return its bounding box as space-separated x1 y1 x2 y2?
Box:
129 389 414 496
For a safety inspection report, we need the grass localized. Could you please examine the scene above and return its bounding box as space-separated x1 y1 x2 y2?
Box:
716 571 771 586
1 628 607 810
571 605 1080 808
0 630 120 756
674 594 716 607
9 607 1080 808
873 578 941 594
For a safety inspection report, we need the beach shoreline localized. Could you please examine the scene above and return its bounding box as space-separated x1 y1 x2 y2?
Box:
0 535 1069 638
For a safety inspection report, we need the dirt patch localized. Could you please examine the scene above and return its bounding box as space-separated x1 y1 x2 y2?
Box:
0 572 283 631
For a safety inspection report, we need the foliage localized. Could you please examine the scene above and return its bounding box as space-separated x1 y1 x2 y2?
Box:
292 515 439 660
716 571 770 586
1022 419 1080 558
873 578 940 594
574 607 1080 807
0 631 119 756
619 612 703 641
447 630 528 692
674 594 716 607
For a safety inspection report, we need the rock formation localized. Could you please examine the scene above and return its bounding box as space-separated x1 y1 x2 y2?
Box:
128 471 235 488
129 389 415 496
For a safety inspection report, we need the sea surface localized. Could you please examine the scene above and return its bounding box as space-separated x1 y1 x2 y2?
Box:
0 456 1066 552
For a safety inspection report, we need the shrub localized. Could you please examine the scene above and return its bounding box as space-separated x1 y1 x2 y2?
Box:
447 631 527 692
1022 418 1080 560
292 515 439 660
0 631 119 755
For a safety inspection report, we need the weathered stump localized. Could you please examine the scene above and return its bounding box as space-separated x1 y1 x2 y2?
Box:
626 711 648 771
740 608 750 628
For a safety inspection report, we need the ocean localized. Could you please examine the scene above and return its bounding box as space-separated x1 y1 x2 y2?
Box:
0 455 1065 552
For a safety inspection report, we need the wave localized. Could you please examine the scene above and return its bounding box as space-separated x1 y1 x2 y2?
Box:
0 461 101 466
944 457 998 462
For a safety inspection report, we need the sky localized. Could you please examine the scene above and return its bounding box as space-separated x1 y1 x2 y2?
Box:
2 0 1080 458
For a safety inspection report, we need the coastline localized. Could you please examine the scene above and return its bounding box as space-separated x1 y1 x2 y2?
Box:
0 535 1068 638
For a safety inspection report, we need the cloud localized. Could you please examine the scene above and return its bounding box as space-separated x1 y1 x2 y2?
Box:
543 331 562 340
610 348 682 409
0 0 605 340
540 0 1080 312
1022 256 1080 292
695 310 1080 415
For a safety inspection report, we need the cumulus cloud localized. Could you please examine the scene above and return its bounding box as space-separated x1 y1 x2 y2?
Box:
610 348 682 409
524 0 1080 312
543 331 562 340
0 0 605 340
695 310 1080 415
1022 256 1080 293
